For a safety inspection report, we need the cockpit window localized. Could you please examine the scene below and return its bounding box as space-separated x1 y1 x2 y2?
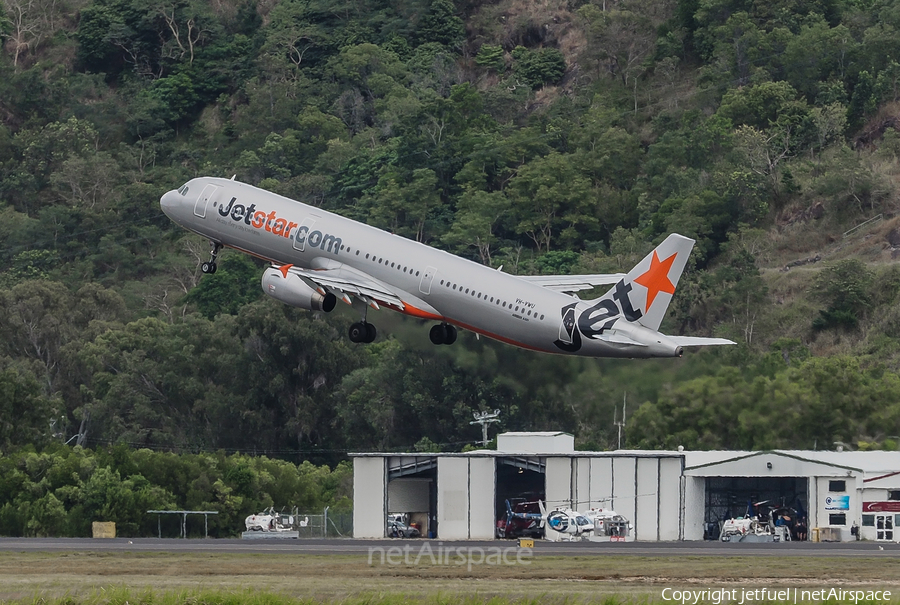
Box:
179 186 189 195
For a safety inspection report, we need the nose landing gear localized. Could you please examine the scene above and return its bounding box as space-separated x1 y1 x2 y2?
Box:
201 241 222 274
429 323 457 345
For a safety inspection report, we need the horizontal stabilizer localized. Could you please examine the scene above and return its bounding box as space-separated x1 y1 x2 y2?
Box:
668 336 736 347
598 331 647 346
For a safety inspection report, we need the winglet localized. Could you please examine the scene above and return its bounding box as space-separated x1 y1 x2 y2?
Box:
277 264 293 278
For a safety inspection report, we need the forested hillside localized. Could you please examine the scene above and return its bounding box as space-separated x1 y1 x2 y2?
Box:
2 0 900 464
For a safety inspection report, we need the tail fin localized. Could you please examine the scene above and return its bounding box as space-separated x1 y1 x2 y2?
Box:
595 233 694 331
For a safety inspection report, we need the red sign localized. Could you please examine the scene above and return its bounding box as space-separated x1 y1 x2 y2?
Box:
862 501 900 513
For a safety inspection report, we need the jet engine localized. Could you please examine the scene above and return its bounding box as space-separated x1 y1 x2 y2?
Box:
261 267 336 312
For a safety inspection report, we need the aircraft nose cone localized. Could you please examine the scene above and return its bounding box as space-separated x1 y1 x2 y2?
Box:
160 189 179 216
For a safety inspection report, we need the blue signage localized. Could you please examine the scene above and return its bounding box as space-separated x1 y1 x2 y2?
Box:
825 495 850 511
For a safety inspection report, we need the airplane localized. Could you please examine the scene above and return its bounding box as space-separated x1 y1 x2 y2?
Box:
160 177 735 357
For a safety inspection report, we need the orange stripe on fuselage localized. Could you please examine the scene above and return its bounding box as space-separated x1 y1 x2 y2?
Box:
398 301 552 353
399 302 443 321
450 319 553 353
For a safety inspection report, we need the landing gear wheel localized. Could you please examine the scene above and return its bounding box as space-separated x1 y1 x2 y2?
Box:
202 241 222 275
349 322 367 343
444 325 457 345
430 324 447 345
430 323 457 345
365 322 377 343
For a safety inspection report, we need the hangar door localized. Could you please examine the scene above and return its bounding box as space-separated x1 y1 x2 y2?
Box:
388 456 436 538
705 477 808 540
495 456 545 539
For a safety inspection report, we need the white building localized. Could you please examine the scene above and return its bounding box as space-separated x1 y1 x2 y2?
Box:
352 433 900 542
683 450 900 542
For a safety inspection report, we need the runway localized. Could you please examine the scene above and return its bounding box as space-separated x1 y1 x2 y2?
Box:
0 537 897 557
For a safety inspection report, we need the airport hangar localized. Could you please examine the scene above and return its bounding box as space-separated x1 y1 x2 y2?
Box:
352 432 900 542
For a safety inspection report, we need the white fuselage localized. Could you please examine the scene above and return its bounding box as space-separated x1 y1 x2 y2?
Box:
160 177 678 357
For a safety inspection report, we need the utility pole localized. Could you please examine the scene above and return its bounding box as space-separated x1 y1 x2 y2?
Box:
614 393 626 450
470 409 500 446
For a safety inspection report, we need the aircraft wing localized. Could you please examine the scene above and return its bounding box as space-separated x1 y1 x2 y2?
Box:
668 336 736 347
519 273 626 294
281 264 406 310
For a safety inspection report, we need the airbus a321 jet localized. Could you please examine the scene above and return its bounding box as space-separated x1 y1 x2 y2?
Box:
160 177 734 357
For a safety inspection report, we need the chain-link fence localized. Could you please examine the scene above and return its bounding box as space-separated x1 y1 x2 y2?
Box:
293 510 353 538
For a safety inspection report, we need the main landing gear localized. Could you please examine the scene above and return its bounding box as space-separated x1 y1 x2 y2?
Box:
429 323 457 345
201 241 222 274
348 321 377 343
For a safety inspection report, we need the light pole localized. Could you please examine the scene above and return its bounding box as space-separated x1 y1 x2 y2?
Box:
470 409 500 446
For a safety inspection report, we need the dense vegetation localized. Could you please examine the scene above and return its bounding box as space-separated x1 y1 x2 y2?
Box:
3 0 900 492
0 443 352 537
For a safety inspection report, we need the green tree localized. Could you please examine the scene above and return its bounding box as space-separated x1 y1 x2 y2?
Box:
416 0 464 47
475 44 505 71
507 152 595 253
363 168 442 242
812 259 874 330
184 254 262 319
848 70 877 130
0 366 56 453
442 189 510 265
511 46 566 89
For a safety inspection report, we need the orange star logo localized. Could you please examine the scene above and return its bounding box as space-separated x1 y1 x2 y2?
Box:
633 251 677 311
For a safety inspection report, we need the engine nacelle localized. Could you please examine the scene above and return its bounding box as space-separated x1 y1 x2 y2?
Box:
261 267 336 312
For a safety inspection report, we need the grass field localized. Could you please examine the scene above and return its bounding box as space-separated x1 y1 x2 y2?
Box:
1 552 899 604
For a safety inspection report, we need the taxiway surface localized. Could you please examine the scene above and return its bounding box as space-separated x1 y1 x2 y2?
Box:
0 537 897 557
